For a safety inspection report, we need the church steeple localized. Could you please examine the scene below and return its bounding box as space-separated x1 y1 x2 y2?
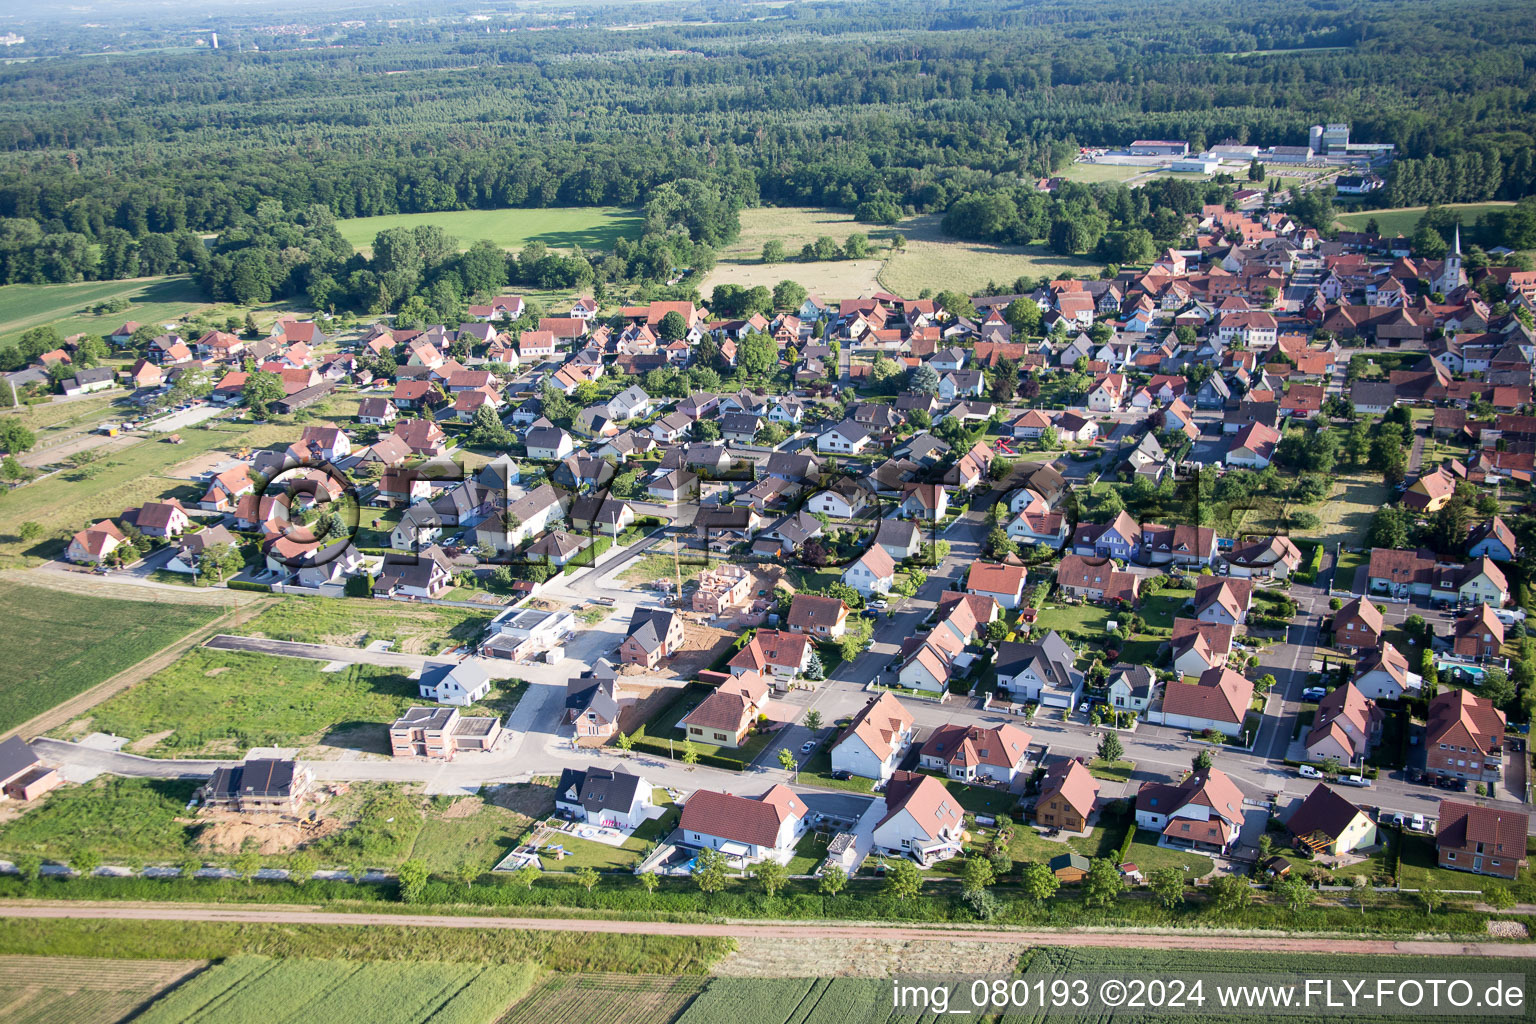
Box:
1452 223 1462 256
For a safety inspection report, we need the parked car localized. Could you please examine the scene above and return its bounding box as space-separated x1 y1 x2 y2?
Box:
800 740 816 753
1391 812 1406 828
1297 764 1323 779
1338 774 1373 788
830 770 853 781
1410 813 1426 832
1301 686 1327 701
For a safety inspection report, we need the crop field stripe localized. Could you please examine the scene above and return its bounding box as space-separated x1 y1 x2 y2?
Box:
676 977 818 1024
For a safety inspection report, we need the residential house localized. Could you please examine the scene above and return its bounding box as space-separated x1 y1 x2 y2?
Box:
389 707 502 761
843 544 896 596
1087 373 1126 412
787 594 849 639
1134 767 1246 855
919 722 1033 784
1435 800 1530 879
1054 553 1140 605
1226 422 1280 468
1169 618 1234 677
1072 511 1142 560
898 482 949 520
1304 682 1383 766
1153 667 1253 738
965 560 1028 609
993 631 1083 708
197 759 313 815
830 693 915 782
729 629 813 687
1223 534 1302 579
1454 603 1505 661
66 520 126 564
1139 523 1217 567
416 659 492 707
555 767 653 830
871 771 965 867
165 524 240 576
525 423 575 461
1286 784 1378 856
1193 576 1252 625
1351 642 1422 701
817 420 872 455
1467 516 1519 563
1036 760 1100 832
618 607 686 669
804 478 868 518
357 397 398 426
393 419 449 458
681 672 770 748
678 785 806 865
0 737 60 803
127 500 190 539
1332 597 1383 651
1403 465 1458 513
373 548 454 599
1108 664 1158 713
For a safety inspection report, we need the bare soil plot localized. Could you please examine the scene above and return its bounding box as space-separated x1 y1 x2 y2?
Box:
716 936 1024 977
665 621 739 679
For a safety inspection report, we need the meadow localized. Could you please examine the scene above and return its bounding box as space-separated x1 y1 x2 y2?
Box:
1335 201 1516 238
335 207 643 255
132 955 541 1024
0 918 732 973
1053 162 1150 183
0 276 211 351
0 955 205 1024
0 776 198 863
0 583 219 733
75 648 440 756
240 596 497 655
701 207 1104 301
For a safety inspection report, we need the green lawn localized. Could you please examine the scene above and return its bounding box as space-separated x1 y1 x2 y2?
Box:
1121 829 1217 878
1032 601 1112 637
1140 588 1193 629
1334 549 1365 591
786 829 829 875
1335 202 1516 238
635 683 777 767
799 749 877 793
75 648 522 756
406 792 541 875
1054 162 1147 184
0 276 210 351
915 770 1019 817
1396 831 1536 900
1087 758 1136 783
336 207 643 255
0 584 220 733
240 596 495 656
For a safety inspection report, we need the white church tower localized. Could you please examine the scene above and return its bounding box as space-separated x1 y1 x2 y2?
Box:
1438 224 1464 295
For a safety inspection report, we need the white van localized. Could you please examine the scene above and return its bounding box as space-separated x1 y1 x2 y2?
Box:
1297 764 1323 779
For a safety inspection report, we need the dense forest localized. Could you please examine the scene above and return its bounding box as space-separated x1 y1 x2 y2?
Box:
0 0 1532 308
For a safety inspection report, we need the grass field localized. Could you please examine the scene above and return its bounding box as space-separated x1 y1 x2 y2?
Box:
0 919 731 973
1335 202 1516 238
75 648 518 757
0 776 198 863
336 207 642 256
0 583 219 734
1054 162 1149 184
240 596 496 655
133 955 541 1024
678 977 947 1024
407 791 541 875
0 276 211 351
499 973 707 1024
700 207 1104 302
0 955 205 1024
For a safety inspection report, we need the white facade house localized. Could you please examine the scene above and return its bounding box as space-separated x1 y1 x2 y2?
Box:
843 546 896 595
416 659 492 707
829 692 916 782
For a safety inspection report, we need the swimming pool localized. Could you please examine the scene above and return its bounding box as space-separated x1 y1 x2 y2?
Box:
1438 661 1486 682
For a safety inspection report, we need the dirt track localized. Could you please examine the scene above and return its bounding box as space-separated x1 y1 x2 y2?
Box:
0 901 1531 958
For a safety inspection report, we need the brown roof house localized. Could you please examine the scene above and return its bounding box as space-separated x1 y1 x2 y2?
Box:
1453 603 1505 661
729 629 813 688
1286 783 1378 856
678 784 806 865
1435 800 1530 879
1426 689 1505 782
66 520 127 564
965 560 1028 609
618 607 686 669
1134 767 1246 855
919 722 1033 784
1193 576 1253 625
1351 642 1422 701
829 692 915 782
1152 666 1253 738
1332 597 1383 651
870 770 966 867
1036 759 1100 833
1169 617 1234 677
787 594 849 639
1304 682 1383 767
680 672 770 749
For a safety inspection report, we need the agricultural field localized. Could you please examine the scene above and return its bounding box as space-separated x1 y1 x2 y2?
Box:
70 648 517 757
240 596 496 655
1335 201 1516 238
0 583 220 734
498 973 707 1024
133 955 541 1024
677 977 947 1024
335 207 643 256
0 955 205 1024
1010 947 1535 1023
0 276 211 352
